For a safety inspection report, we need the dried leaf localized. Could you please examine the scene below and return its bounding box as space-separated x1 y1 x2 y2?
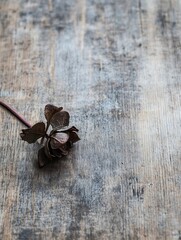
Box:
38 147 49 168
44 104 63 123
20 122 45 143
50 111 70 129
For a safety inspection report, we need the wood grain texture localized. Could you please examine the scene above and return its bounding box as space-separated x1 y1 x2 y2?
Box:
0 0 181 239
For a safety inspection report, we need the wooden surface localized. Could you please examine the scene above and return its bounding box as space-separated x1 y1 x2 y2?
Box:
0 0 181 239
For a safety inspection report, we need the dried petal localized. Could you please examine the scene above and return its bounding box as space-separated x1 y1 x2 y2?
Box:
51 148 63 158
20 122 45 143
57 146 69 155
52 146 69 156
69 131 80 143
51 126 79 135
49 127 70 137
44 104 63 123
60 126 80 143
44 139 54 159
50 111 70 129
50 133 69 149
38 147 50 168
65 126 79 132
49 137 69 156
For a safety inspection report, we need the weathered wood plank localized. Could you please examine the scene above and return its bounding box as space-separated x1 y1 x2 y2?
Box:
0 0 181 239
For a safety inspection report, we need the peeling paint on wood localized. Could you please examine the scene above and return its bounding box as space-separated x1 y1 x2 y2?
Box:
0 0 181 239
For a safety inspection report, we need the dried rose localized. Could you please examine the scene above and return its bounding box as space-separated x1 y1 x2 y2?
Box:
20 104 80 168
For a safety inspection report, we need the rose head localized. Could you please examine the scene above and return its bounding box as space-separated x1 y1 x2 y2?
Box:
20 104 80 168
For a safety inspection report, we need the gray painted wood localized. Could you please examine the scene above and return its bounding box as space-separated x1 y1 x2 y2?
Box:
0 0 181 239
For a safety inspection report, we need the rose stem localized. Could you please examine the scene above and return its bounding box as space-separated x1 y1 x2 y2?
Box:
0 100 32 128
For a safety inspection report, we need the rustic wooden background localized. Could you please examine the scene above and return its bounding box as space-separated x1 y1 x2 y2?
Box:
0 0 181 239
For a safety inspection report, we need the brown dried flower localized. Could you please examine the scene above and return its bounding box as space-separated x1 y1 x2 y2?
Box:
20 104 80 167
